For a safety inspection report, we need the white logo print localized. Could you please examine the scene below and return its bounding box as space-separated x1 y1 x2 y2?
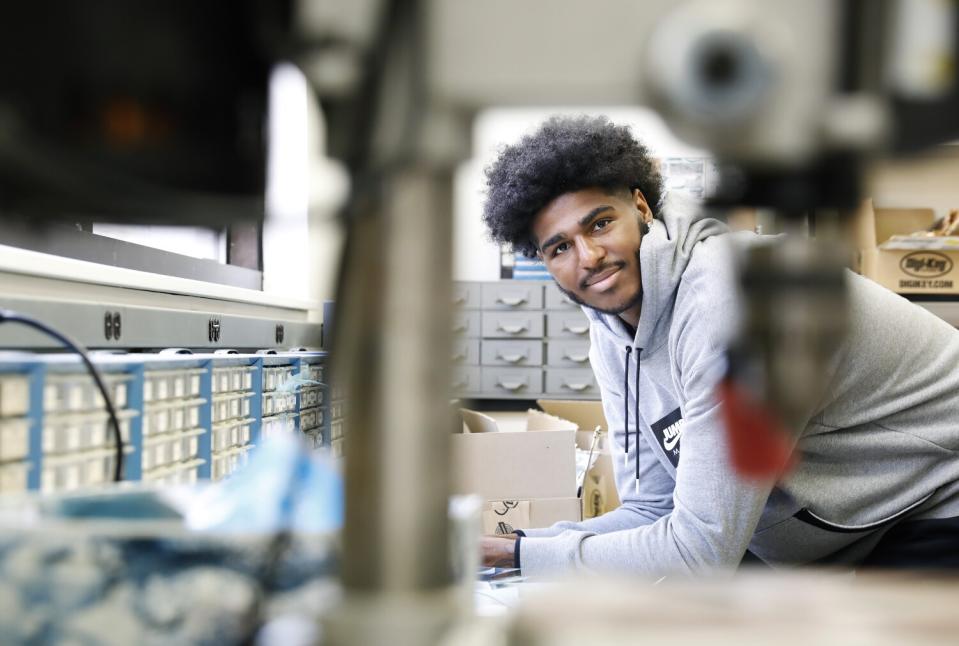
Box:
662 420 683 451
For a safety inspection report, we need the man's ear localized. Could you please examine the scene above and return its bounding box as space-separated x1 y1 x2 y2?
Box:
632 188 653 224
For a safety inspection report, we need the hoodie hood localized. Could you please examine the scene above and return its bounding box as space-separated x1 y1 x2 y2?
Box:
582 192 728 354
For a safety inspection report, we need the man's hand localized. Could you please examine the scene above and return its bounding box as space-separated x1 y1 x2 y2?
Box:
480 534 518 568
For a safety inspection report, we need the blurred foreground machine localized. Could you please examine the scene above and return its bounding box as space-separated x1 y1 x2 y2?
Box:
302 1 959 644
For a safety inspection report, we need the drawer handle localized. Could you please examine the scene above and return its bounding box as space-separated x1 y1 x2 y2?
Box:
453 295 467 305
452 322 468 333
451 351 467 362
452 380 469 390
563 324 589 335
497 352 527 364
497 295 528 307
563 382 590 392
498 323 529 334
564 353 589 363
497 380 526 392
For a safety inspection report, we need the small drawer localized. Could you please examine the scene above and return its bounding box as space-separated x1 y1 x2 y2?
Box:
545 368 600 397
452 366 481 395
547 340 592 368
0 418 30 461
331 438 345 459
451 339 480 366
452 283 481 309
481 282 543 310
545 283 581 310
481 340 543 367
0 376 29 417
481 312 544 339
0 461 29 493
452 311 480 337
546 312 591 339
213 370 231 394
480 368 543 396
300 388 323 408
307 364 324 382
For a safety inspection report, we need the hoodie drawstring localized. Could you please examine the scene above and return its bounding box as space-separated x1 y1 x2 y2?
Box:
624 346 643 494
635 348 641 494
623 346 632 461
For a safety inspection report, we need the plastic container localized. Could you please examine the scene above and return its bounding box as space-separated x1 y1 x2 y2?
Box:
0 375 30 417
0 418 30 461
43 374 130 413
0 461 29 492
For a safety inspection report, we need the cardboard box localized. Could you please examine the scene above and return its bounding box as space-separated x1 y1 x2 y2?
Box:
537 399 621 518
482 497 582 535
455 408 580 531
855 200 959 295
453 421 576 501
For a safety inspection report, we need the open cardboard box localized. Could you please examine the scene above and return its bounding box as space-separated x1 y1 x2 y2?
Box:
536 400 621 519
454 401 620 534
854 199 959 295
455 408 579 534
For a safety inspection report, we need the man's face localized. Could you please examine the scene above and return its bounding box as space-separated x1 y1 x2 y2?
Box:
532 188 652 326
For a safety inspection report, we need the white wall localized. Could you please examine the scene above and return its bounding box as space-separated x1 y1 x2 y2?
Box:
263 63 349 315
867 145 959 219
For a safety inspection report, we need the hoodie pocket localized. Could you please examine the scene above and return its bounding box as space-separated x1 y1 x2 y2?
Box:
793 492 933 533
749 493 934 565
749 515 868 565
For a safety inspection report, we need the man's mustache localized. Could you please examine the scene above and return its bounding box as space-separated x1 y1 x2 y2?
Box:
579 260 627 291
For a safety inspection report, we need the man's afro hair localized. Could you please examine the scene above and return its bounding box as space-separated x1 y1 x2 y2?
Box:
483 115 663 257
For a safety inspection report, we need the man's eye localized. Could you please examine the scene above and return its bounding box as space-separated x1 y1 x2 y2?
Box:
593 219 611 232
553 242 570 256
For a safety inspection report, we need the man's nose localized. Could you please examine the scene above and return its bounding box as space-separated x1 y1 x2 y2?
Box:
576 237 605 268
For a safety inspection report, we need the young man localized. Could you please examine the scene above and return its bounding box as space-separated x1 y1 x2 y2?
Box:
479 115 959 577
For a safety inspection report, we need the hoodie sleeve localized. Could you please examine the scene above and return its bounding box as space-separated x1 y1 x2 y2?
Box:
519 347 776 576
519 330 676 539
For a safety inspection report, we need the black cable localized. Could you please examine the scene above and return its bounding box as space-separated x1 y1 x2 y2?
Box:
0 309 125 482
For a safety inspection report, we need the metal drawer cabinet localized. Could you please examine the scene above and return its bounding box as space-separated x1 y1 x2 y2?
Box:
452 282 481 309
546 311 590 339
481 282 544 310
481 368 543 397
545 368 600 397
451 339 480 365
481 312 545 339
452 311 481 337
545 283 580 310
546 340 591 368
481 340 543 367
453 367 482 395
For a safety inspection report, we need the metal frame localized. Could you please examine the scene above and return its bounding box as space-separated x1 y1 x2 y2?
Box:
0 296 321 351
1 217 262 290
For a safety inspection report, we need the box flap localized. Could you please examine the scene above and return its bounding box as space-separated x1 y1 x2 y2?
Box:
537 399 608 431
526 408 577 431
452 429 577 500
460 409 499 434
874 207 935 244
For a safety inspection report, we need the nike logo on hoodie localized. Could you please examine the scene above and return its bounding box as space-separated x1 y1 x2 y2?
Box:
651 408 684 467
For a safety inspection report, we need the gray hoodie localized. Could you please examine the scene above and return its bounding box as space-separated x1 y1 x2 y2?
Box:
519 194 959 577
